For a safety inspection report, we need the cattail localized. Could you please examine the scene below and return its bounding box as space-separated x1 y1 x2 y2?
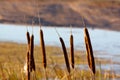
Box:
59 37 71 73
27 51 30 80
30 34 35 71
26 31 30 45
85 37 91 67
70 34 74 69
40 29 47 69
84 27 96 74
24 31 31 80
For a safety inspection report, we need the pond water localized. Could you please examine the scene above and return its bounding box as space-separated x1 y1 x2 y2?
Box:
1 23 120 74
0 24 120 55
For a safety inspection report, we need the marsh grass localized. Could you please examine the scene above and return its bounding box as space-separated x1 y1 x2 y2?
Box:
0 42 120 79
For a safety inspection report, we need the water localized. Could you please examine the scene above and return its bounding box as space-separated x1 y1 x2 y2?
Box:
0 24 120 59
0 24 120 55
1 24 120 74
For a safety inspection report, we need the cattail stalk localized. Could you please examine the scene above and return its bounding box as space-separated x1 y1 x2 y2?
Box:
30 34 35 72
84 27 96 75
70 34 74 69
40 29 47 69
40 29 48 80
59 37 71 73
27 51 30 80
26 31 30 80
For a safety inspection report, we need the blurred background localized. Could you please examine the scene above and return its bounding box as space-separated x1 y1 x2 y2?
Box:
0 0 120 31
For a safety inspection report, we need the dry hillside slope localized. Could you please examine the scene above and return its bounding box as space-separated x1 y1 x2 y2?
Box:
0 0 120 30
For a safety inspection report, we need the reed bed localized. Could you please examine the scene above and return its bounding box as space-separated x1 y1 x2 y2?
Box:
1 20 118 80
0 41 119 80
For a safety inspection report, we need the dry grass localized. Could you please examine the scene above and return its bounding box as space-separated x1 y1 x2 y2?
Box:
0 42 120 79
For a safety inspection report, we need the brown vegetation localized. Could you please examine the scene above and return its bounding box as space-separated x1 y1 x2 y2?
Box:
0 0 120 30
84 27 96 75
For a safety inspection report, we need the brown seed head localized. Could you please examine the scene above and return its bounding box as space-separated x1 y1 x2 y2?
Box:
60 37 71 73
70 34 74 69
30 34 35 72
84 27 96 74
40 29 47 69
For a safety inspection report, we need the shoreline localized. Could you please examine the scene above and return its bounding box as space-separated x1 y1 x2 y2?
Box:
1 23 120 32
0 41 118 65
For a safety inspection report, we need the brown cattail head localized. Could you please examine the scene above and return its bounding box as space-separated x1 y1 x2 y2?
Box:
59 37 71 73
40 29 47 69
70 34 74 69
30 34 35 72
84 27 96 74
26 31 30 45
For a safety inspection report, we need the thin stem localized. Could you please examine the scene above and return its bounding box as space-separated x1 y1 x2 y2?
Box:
44 68 48 80
32 20 34 34
70 25 72 35
81 16 86 28
55 28 60 37
24 15 29 32
36 0 41 29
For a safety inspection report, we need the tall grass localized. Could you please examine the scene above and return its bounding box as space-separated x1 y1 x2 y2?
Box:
0 42 118 80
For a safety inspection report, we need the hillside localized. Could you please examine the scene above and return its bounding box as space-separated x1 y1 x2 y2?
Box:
0 0 120 30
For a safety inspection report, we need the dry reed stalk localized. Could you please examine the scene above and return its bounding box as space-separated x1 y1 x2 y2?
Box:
59 37 71 73
30 34 36 72
84 27 96 75
26 31 31 80
40 29 47 69
70 34 74 69
27 51 30 80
